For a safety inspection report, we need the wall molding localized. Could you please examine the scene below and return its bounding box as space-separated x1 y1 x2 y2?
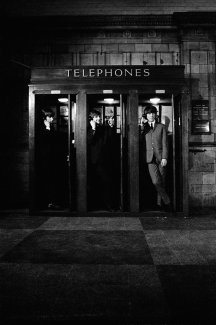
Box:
189 142 216 147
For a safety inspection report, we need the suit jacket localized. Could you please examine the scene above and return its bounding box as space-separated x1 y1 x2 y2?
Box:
141 122 168 163
87 124 106 165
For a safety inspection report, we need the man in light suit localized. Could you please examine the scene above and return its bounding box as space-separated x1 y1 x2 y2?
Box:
141 104 171 211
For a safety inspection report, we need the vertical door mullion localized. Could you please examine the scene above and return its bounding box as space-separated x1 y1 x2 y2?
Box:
76 91 87 212
172 94 176 211
67 94 72 210
120 94 124 210
128 90 139 212
181 90 189 215
29 86 36 213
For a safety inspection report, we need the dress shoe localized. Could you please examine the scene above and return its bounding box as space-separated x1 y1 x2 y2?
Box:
47 203 61 210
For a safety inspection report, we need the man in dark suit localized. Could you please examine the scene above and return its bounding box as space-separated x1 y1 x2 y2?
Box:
87 109 114 210
103 115 120 210
37 108 63 209
141 104 171 211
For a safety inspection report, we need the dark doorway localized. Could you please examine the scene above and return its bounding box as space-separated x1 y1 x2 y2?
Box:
34 94 76 211
138 93 175 211
86 94 128 212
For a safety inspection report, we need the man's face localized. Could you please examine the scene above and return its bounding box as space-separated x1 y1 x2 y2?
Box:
46 116 54 123
93 115 101 124
108 116 114 127
146 112 156 123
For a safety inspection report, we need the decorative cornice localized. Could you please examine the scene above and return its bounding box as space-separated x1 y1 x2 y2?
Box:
5 15 175 32
189 142 216 147
3 12 216 35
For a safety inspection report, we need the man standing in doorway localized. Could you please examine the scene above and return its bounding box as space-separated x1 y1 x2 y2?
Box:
141 104 171 211
87 109 108 210
103 115 120 211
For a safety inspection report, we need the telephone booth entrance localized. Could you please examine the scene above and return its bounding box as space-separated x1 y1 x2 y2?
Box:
29 66 189 215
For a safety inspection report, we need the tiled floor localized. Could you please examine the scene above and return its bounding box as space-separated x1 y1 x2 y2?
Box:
1 212 216 324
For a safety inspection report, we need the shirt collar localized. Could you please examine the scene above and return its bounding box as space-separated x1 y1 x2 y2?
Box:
149 121 155 127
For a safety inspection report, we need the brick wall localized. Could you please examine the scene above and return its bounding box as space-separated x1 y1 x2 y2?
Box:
3 0 216 15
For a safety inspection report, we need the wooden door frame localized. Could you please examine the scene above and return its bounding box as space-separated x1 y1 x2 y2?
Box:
76 90 87 212
135 88 189 216
29 82 189 216
28 86 78 213
128 90 139 212
181 88 189 216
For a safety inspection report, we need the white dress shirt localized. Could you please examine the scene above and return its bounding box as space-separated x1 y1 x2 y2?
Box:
149 121 155 129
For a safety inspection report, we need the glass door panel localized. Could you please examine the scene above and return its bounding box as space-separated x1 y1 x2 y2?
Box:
35 94 76 211
138 94 175 211
86 94 127 212
68 97 77 210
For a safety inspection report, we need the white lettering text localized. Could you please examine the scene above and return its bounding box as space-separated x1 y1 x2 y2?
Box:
143 68 150 77
135 69 141 77
73 69 80 77
89 69 95 77
115 69 123 77
104 69 113 77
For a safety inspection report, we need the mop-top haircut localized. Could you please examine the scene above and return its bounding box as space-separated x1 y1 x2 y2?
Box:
88 109 101 121
143 105 157 118
42 109 55 119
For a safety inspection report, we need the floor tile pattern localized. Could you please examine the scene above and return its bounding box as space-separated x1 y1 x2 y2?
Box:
1 213 216 324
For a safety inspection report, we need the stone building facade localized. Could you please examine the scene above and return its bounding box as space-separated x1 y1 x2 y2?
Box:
1 1 216 212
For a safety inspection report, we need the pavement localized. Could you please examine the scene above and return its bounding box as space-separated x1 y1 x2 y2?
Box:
1 209 216 324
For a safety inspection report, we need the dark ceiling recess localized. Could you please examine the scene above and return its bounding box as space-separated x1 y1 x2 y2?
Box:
5 14 175 32
2 12 215 40
173 12 216 27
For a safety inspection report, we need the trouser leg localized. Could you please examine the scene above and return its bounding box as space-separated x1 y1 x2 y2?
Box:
157 193 162 206
148 162 170 205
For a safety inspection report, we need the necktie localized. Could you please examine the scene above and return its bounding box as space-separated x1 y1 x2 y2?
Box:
150 123 153 129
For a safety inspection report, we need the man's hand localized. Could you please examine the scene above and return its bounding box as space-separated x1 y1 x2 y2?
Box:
90 120 96 130
161 158 167 167
140 116 147 125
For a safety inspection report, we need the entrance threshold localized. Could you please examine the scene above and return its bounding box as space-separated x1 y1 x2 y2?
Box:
30 209 186 218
